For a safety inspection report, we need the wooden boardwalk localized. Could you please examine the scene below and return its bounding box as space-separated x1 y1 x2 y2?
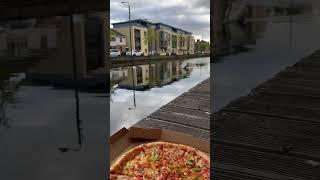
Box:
213 50 320 179
133 49 320 179
134 78 210 140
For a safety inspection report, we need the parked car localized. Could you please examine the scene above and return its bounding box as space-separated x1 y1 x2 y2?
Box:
170 51 177 56
110 49 121 57
166 51 176 56
126 50 144 56
148 50 156 56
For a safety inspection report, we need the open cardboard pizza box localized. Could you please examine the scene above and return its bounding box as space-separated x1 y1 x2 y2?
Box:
110 127 210 164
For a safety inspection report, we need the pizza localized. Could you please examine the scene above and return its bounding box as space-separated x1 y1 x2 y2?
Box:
110 142 210 180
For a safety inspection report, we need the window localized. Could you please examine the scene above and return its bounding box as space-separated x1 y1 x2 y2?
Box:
172 35 177 48
41 35 47 49
120 37 122 42
111 37 116 41
144 31 147 45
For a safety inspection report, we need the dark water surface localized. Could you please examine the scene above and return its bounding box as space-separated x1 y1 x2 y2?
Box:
0 13 108 180
213 1 320 112
110 57 210 135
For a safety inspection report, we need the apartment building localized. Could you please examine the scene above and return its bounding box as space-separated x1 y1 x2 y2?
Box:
112 19 195 55
112 20 149 55
110 29 126 53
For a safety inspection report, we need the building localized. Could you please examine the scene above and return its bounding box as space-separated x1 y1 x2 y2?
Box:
110 29 127 54
112 19 195 55
112 20 149 55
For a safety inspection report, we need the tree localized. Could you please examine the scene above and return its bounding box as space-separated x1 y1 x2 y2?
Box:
144 29 160 48
195 40 210 53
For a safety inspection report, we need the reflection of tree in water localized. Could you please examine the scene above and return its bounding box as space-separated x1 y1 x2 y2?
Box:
0 80 18 129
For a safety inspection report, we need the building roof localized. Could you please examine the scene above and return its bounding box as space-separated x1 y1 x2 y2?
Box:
112 19 192 35
112 19 153 26
153 23 192 34
110 29 126 37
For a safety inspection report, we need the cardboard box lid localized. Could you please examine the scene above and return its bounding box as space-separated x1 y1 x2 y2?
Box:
110 127 210 163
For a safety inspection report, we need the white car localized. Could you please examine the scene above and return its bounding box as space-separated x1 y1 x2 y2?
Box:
148 50 156 56
126 50 144 56
110 49 121 57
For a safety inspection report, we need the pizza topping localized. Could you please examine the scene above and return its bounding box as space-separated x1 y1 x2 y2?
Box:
151 151 160 162
197 159 206 168
144 168 159 178
185 159 194 167
193 167 201 172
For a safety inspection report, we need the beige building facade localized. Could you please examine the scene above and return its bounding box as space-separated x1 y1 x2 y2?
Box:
112 25 149 55
112 19 195 56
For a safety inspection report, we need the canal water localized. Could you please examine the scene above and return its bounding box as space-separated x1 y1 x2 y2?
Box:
110 57 210 135
213 1 320 112
0 14 109 180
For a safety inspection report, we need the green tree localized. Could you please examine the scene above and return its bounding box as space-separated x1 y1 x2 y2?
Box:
195 40 210 53
144 29 159 45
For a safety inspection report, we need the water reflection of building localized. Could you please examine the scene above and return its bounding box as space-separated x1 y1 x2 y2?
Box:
0 19 57 60
0 13 107 83
112 60 194 90
213 0 309 55
118 65 150 90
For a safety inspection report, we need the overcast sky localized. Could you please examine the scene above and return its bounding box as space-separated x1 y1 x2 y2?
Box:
110 0 210 42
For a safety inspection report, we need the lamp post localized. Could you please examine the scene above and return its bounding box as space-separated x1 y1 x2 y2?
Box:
121 1 132 56
121 1 136 110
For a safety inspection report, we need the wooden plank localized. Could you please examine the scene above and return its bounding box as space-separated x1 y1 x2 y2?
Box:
212 144 320 180
167 96 210 112
224 99 320 123
252 83 320 98
149 105 210 130
214 112 320 139
134 118 210 140
239 93 320 110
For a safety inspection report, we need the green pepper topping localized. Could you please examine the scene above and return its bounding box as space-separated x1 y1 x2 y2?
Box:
151 152 159 162
193 168 201 172
185 159 194 166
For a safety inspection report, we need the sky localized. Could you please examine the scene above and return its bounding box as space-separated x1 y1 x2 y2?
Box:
110 0 210 42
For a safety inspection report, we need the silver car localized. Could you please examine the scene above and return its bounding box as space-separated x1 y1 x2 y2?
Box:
110 49 121 57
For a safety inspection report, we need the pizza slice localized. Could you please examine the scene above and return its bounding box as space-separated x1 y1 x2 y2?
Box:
160 143 187 179
110 142 164 179
180 148 210 179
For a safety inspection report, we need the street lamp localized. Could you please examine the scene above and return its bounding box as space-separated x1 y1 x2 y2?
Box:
121 1 131 20
122 1 136 111
121 1 133 57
